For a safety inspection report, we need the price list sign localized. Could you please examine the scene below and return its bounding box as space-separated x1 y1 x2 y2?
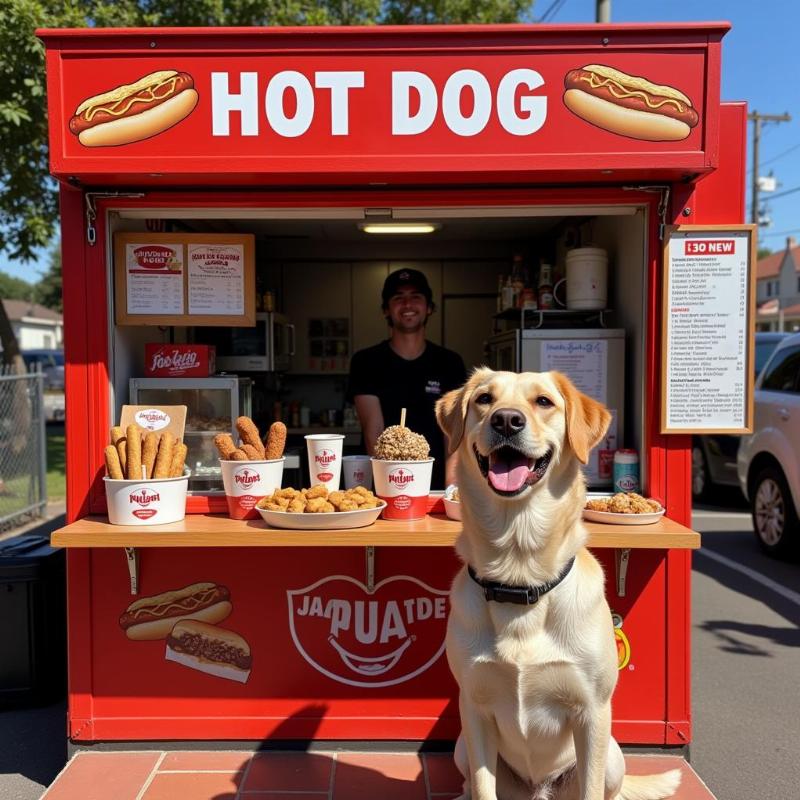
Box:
661 225 756 434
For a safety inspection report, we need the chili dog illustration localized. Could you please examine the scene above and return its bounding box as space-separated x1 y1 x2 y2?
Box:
563 64 699 142
69 70 198 147
118 582 232 641
165 620 252 683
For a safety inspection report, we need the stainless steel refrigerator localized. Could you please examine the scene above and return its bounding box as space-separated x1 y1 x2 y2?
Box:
486 328 625 488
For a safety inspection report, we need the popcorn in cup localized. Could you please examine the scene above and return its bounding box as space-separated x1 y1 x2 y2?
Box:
104 472 189 526
371 458 434 520
220 458 284 520
305 434 344 491
342 455 373 490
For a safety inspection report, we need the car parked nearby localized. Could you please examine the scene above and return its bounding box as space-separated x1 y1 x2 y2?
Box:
692 332 789 500
21 348 65 391
737 332 800 558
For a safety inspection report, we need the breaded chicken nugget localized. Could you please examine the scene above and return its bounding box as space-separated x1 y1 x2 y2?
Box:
277 487 301 499
306 497 334 513
288 498 307 513
585 498 610 512
338 499 359 512
305 485 328 500
328 491 346 508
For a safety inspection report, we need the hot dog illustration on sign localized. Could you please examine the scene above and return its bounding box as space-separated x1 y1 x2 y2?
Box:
69 70 198 147
287 575 449 688
563 64 699 142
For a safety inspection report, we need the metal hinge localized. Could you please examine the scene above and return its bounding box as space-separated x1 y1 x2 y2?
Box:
85 191 145 245
622 184 671 240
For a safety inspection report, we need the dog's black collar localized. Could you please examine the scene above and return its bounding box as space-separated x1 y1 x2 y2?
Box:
467 558 575 605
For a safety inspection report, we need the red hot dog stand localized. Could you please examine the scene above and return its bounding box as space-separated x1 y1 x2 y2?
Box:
40 22 749 749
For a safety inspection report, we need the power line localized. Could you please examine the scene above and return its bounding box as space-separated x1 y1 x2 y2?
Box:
537 0 567 23
746 142 800 176
760 184 800 202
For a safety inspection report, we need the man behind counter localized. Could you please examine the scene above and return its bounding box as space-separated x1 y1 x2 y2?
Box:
348 268 467 489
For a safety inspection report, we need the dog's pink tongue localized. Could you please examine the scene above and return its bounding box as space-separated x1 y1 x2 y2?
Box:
488 454 531 492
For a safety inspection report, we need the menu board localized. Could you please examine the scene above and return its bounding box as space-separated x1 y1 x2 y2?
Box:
114 233 255 327
661 225 756 434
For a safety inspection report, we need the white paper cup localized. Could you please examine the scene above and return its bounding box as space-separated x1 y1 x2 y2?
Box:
220 458 284 520
342 455 373 490
305 434 345 491
371 458 434 520
104 473 189 526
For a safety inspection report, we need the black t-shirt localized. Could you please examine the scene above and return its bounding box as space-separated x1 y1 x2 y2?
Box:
348 340 467 489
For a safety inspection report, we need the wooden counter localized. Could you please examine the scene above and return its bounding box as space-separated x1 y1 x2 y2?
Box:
52 513 700 549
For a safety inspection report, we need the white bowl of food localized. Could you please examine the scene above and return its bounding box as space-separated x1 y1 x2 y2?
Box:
443 484 461 521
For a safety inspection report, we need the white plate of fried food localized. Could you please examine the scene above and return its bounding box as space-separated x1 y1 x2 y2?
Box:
255 485 386 530
583 492 665 525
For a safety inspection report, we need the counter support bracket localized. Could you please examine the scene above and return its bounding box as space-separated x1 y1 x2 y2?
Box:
615 548 630 597
125 547 139 595
366 546 375 592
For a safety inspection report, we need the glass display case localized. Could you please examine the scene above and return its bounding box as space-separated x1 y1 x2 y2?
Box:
129 376 252 494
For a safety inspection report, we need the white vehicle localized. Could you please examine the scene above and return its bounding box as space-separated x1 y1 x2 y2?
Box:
737 332 800 558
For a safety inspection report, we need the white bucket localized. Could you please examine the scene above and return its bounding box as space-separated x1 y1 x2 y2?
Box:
371 458 434 520
342 455 373 490
220 458 284 520
565 247 608 310
104 473 189 526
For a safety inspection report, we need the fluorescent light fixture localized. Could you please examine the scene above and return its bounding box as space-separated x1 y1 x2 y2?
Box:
358 222 441 235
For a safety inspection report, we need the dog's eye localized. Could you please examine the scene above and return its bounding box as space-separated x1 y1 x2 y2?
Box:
475 393 493 406
535 396 554 408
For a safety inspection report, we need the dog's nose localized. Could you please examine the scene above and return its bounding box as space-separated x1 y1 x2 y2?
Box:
490 408 526 436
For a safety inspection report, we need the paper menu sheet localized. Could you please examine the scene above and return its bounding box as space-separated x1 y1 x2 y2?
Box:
664 231 751 431
187 243 245 315
125 243 184 315
542 339 608 404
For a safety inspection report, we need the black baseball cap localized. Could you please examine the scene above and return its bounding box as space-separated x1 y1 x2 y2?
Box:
381 268 433 307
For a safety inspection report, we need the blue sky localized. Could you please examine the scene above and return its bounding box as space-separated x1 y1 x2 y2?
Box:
3 1 795 282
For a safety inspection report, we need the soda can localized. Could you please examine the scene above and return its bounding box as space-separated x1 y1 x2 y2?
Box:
613 449 639 493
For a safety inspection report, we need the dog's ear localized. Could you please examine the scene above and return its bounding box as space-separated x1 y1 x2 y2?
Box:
436 385 471 456
552 372 612 465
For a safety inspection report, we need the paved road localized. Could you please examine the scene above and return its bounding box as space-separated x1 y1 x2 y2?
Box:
690 504 800 800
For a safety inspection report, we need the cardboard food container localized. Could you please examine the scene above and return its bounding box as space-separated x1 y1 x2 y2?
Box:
104 473 189 526
219 458 285 520
371 458 434 520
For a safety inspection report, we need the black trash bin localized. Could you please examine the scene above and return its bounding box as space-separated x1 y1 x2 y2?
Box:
0 534 66 708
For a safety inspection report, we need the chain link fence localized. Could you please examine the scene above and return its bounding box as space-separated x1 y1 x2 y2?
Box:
0 365 47 532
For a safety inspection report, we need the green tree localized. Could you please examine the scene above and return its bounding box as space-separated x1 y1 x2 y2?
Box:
0 271 37 302
757 246 773 260
36 240 62 312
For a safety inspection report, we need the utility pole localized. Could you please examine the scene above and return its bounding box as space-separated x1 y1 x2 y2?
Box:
748 111 791 225
596 0 611 23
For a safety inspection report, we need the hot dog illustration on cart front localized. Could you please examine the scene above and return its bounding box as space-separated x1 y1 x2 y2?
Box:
563 64 699 141
69 70 198 147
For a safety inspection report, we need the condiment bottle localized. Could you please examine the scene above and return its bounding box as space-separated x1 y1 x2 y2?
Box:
538 263 554 310
511 254 526 308
613 450 640 493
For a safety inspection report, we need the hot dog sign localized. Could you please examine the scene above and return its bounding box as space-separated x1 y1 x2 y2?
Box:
67 61 699 148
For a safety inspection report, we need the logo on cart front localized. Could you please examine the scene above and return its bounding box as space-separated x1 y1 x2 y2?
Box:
129 488 160 520
287 575 449 688
234 468 260 487
388 468 414 488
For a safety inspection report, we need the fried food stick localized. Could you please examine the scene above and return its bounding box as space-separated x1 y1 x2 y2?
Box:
169 442 188 477
104 445 124 479
142 432 158 479
240 443 262 460
126 424 142 479
116 438 127 474
236 416 265 458
153 431 175 478
214 433 238 460
264 421 287 460
110 426 125 446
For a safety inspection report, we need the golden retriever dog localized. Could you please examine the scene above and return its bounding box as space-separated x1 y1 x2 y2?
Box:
435 369 680 800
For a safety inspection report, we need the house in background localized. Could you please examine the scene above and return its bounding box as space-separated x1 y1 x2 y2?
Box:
1 299 63 350
756 236 800 331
